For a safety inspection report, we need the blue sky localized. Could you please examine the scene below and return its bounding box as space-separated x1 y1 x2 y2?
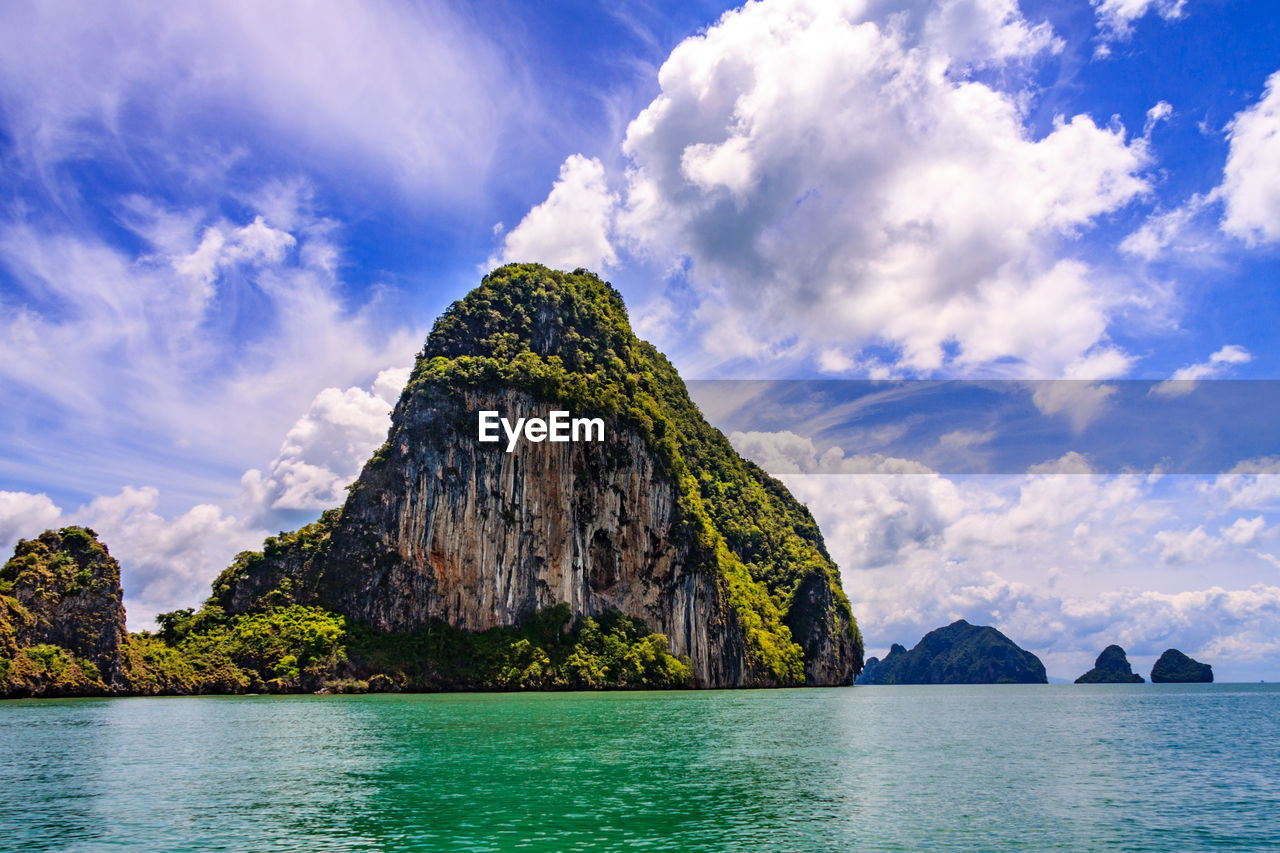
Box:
2 0 1279 679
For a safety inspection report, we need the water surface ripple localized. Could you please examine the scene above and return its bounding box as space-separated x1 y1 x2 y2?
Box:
1 684 1276 851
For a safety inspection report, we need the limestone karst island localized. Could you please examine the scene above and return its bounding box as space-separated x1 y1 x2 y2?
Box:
1 265 862 697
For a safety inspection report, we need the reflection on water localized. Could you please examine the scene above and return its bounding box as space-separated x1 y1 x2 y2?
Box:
1 685 1277 851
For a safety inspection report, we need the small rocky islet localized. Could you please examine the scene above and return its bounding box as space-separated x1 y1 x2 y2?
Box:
1151 648 1213 683
1075 644 1144 683
1072 644 1213 684
853 629 1218 687
0 527 129 696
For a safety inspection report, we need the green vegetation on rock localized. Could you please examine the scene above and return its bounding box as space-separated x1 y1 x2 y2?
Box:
129 601 688 694
207 509 340 615
0 527 127 697
348 603 690 691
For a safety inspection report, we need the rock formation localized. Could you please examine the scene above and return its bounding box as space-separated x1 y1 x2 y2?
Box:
855 619 1047 684
1075 644 1144 683
0 527 127 697
1151 648 1213 683
211 264 863 688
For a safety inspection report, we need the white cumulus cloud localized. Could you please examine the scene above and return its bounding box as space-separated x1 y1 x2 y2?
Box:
728 430 938 475
1221 70 1280 245
595 0 1150 376
0 491 63 555
1222 516 1267 546
1205 458 1280 511
242 366 409 519
1173 344 1251 379
1120 192 1219 261
492 155 618 272
1123 72 1280 260
0 365 411 629
74 487 264 629
0 486 265 630
174 216 297 287
1153 525 1220 565
1029 382 1119 432
920 0 1061 68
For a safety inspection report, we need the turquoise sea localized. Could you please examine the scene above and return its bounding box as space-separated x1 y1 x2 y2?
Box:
1 684 1276 851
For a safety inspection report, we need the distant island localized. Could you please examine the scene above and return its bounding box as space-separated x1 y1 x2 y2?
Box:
1076 645 1144 683
1151 649 1213 683
856 619 1047 684
1073 645 1214 684
2 265 862 698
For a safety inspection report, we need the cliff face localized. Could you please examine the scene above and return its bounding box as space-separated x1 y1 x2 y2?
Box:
783 568 861 685
855 620 1046 685
1151 649 1213 683
1075 644 1144 683
217 264 862 688
323 385 749 687
0 527 127 697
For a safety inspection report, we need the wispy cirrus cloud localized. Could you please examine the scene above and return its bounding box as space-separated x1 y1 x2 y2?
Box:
1149 345 1251 397
0 188 420 508
0 0 525 203
1091 0 1186 43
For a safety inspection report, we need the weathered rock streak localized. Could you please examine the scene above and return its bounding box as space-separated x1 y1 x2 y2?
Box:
325 386 752 687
